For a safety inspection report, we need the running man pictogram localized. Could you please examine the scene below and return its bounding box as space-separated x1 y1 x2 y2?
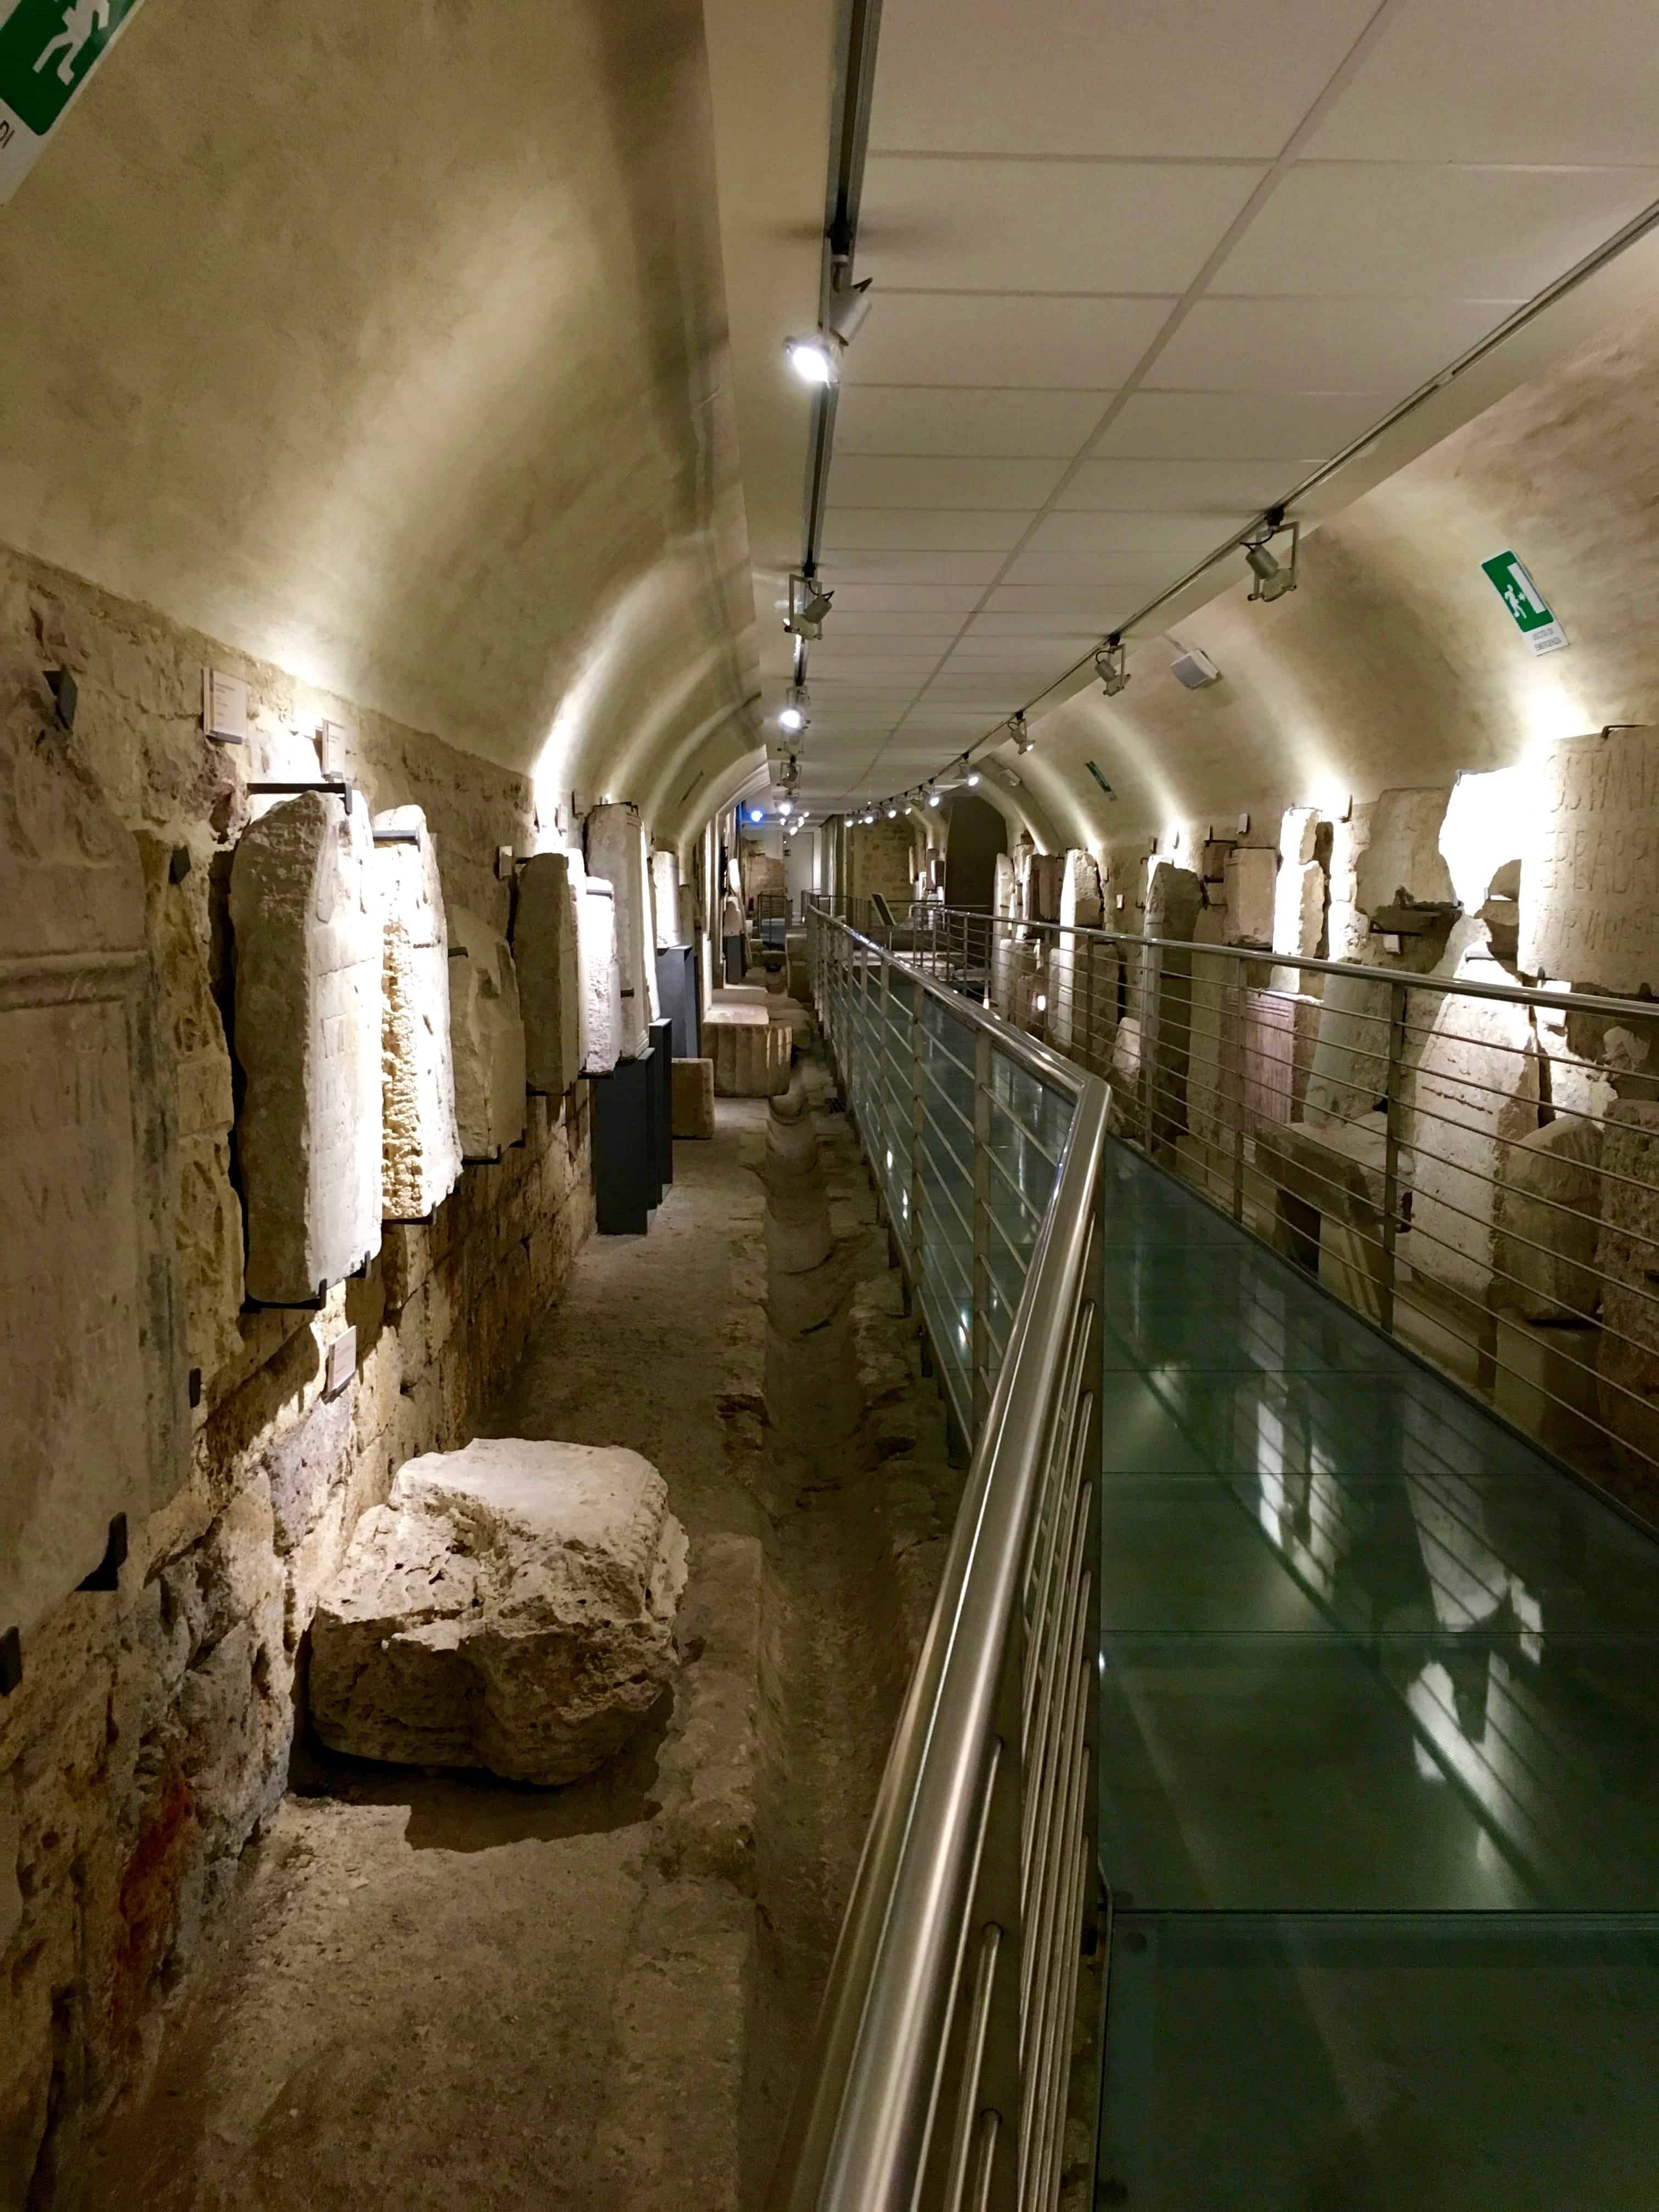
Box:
33 0 110 87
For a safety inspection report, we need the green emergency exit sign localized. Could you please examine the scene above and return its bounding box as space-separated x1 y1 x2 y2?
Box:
1481 550 1567 656
0 0 146 202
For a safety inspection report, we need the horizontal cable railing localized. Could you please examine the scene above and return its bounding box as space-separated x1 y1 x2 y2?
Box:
901 902 1659 1530
770 912 1109 2212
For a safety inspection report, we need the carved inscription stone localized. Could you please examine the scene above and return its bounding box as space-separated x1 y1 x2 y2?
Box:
1521 727 1659 991
580 874 623 1076
1049 849 1103 1052
515 850 583 1097
373 806 461 1222
230 792 382 1304
651 848 682 946
1 713 184 1642
585 803 652 1057
448 906 526 1160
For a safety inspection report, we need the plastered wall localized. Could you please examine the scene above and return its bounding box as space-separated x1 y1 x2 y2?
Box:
0 546 594 2204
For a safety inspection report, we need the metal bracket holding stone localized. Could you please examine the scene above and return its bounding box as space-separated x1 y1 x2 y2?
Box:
246 780 355 815
371 826 420 846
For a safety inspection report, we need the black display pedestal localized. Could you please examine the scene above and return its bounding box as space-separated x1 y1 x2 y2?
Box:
654 944 701 1058
592 1049 657 1234
647 1017 674 1194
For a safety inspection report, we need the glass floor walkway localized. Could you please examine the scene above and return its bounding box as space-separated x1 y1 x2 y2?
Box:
1093 1143 1659 2211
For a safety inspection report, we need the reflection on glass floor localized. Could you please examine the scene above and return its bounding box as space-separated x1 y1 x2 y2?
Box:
1094 1144 1659 2209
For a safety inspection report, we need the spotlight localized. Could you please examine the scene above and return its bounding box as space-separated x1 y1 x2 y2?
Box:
1007 713 1034 756
749 806 765 822
778 799 793 816
926 786 940 808
886 804 898 819
965 770 980 787
786 573 834 637
778 684 810 733
827 276 874 347
1244 516 1299 603
783 335 838 387
1095 636 1130 697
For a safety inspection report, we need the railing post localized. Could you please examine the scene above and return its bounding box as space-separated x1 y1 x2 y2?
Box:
910 986 926 1311
973 1030 993 1436
1139 944 1159 1156
1379 978 1408 1336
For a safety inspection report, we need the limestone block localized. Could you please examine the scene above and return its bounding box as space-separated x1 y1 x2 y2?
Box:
990 853 1018 1015
651 848 682 945
579 874 623 1076
1355 787 1454 913
374 807 461 1223
1521 726 1659 991
585 802 653 1055
672 1057 715 1139
1594 1103 1659 1476
1279 806 1319 867
138 836 243 1384
1029 852 1063 923
1185 913 1235 1149
309 1438 688 1785
706 1004 791 1097
2 706 184 1644
1440 766 1526 913
1406 926 1540 1303
1144 861 1201 944
1049 849 1103 1050
1492 1116 1604 1322
1304 972 1391 1125
1272 858 1325 963
231 791 382 1305
1224 848 1277 946
448 906 526 1160
514 850 583 1097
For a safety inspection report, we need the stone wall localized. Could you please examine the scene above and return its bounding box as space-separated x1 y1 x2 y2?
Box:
0 544 594 2204
845 816 918 913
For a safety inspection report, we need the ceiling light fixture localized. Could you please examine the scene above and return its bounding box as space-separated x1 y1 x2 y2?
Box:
926 786 940 808
786 573 834 637
783 334 839 387
778 684 810 734
1244 512 1300 604
1007 713 1034 756
749 806 765 822
827 275 874 347
1095 635 1130 697
778 798 793 816
886 804 898 819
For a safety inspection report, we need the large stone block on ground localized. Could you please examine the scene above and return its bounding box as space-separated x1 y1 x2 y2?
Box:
579 873 623 1076
1492 1115 1604 1322
374 806 461 1222
514 850 583 1097
586 802 653 1056
309 1438 688 1785
231 790 382 1304
672 1057 715 1139
139 834 243 1384
706 1004 790 1097
448 906 526 1160
1521 726 1659 991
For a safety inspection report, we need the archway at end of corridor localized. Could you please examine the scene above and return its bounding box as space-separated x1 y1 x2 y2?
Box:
942 792 1008 911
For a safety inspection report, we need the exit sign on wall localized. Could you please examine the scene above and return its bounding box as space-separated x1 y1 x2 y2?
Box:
1481 550 1568 656
0 0 146 202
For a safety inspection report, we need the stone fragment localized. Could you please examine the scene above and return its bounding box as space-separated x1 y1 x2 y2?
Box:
230 791 382 1305
373 806 461 1223
651 848 682 945
579 873 623 1076
447 906 526 1160
586 802 654 1056
1492 1116 1604 1322
138 834 244 1385
309 1438 688 1785
706 1004 791 1097
1405 923 1539 1304
672 1057 715 1139
1521 726 1659 991
1440 766 1526 913
1272 859 1325 964
1594 1103 1659 1483
990 852 1018 1017
1185 911 1235 1149
514 850 583 1097
1141 864 1202 1149
1028 852 1063 923
1355 787 1454 913
1224 848 1276 945
261 1389 352 1556
1279 805 1319 868
1304 972 1391 1125
1049 849 1103 1051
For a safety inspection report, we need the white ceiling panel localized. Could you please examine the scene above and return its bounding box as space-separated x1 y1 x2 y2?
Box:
1024 511 1242 558
829 583 989 612
1091 388 1390 459
859 157 1265 294
829 455 1068 509
833 385 1114 458
866 0 1379 160
820 550 1009 585
994 550 1173 591
977 587 1154 630
820 508 1032 550
844 292 1173 390
1217 163 1659 300
1057 458 1304 512
1304 0 1659 166
947 632 1098 661
1148 296 1515 394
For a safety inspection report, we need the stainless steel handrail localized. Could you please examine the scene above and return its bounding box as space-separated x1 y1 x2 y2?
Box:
774 913 1108 2211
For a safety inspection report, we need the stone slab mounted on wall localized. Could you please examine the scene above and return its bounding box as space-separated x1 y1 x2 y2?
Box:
1224 847 1276 947
1 707 186 1646
374 806 462 1224
586 802 654 1057
1048 849 1103 1052
650 847 682 946
1354 787 1454 914
514 849 583 1098
448 905 526 1161
579 873 624 1076
1522 725 1659 992
230 790 383 1305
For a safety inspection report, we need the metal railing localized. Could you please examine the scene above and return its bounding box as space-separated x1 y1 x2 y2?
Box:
909 903 1659 1530
770 911 1109 2211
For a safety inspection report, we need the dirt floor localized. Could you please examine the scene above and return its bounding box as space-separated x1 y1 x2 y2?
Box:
78 1043 963 2212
